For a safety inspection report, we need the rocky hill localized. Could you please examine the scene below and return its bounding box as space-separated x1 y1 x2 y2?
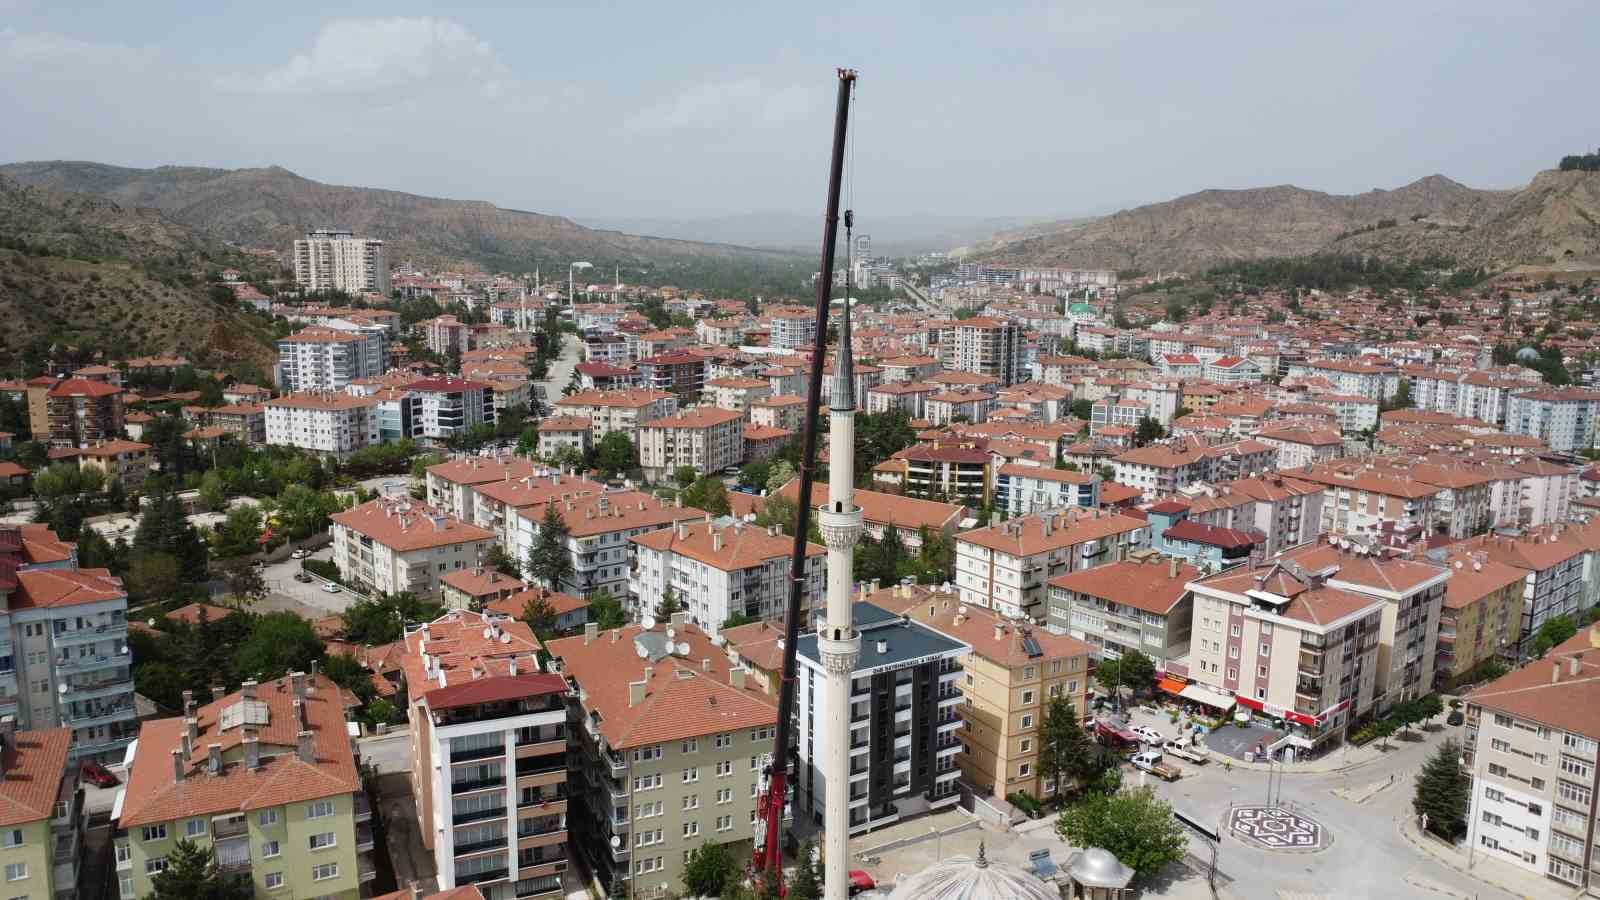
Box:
0 175 279 370
965 171 1600 274
0 161 803 276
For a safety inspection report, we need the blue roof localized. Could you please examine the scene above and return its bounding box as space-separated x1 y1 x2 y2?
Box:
797 601 967 672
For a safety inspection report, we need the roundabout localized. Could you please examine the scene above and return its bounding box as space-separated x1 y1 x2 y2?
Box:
1226 804 1329 852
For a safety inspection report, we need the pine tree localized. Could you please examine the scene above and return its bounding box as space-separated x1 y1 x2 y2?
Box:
1038 697 1096 792
529 505 573 590
147 839 252 900
1413 738 1471 840
788 840 822 900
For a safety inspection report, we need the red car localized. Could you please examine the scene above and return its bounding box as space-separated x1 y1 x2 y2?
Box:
849 870 876 896
80 761 119 788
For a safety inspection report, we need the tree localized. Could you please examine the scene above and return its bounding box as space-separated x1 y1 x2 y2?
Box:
522 591 559 637
674 465 699 489
1413 738 1471 840
199 470 227 511
1056 786 1187 881
125 552 181 602
683 476 731 516
682 840 739 897
1374 717 1398 749
528 505 574 590
1414 693 1445 726
765 460 796 495
741 460 771 490
1038 697 1097 793
1070 399 1094 421
146 839 253 900
594 431 636 477
222 560 267 606
1117 649 1157 692
722 611 757 630
1133 416 1166 447
1533 614 1578 657
343 593 444 645
211 504 264 560
234 612 324 682
787 840 823 900
655 586 683 619
485 544 524 580
587 588 627 630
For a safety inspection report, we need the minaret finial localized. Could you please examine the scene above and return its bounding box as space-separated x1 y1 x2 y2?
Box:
976 841 988 868
830 295 855 411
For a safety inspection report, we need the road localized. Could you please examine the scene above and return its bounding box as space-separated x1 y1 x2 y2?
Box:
259 544 360 617
1117 706 1525 900
539 331 580 402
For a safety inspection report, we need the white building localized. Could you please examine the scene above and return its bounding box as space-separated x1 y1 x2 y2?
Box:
1505 388 1600 453
405 378 496 442
329 496 497 599
938 317 1026 387
509 491 706 599
555 390 678 444
768 306 818 350
264 392 379 458
635 407 746 482
954 510 1148 619
293 228 389 295
275 326 385 392
630 520 825 634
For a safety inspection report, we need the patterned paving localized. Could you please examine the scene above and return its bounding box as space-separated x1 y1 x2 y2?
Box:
1228 805 1327 851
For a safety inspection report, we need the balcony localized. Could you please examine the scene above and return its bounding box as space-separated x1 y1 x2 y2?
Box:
354 792 372 823
456 835 509 856
454 775 507 795
359 855 378 883
516 759 567 789
55 654 127 674
455 806 508 825
53 622 128 647
211 816 249 840
356 822 375 853
60 678 130 703
514 875 565 898
516 739 566 760
453 743 506 763
215 835 250 873
519 856 569 880
62 704 137 730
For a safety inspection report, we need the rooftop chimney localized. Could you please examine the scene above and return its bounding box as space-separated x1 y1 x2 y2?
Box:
242 680 258 701
730 668 746 690
713 530 723 552
670 612 688 631
293 699 305 728
1571 654 1583 677
1169 558 1179 579
172 748 185 782
702 658 712 672
292 671 307 700
182 688 194 712
297 730 315 763
210 685 226 702
1552 662 1562 685
629 679 647 707
994 622 1004 642
244 731 261 770
584 622 598 645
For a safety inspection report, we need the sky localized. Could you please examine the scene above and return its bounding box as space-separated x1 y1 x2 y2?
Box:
2 0 1596 229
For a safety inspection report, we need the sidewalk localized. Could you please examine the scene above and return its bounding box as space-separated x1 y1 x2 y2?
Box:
1120 704 1440 775
1397 811 1575 900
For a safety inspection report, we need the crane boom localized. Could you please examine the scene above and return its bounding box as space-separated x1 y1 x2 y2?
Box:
753 66 857 888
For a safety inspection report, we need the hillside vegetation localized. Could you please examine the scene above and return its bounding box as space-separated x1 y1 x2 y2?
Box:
0 175 279 371
0 161 808 290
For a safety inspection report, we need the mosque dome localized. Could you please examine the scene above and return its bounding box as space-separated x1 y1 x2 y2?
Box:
886 842 1060 900
1066 847 1136 889
1516 346 1542 363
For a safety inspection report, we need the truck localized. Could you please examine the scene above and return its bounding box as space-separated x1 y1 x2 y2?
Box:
1163 737 1209 764
1130 750 1182 781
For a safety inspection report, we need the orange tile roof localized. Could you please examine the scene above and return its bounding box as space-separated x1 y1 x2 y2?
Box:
1468 627 1600 740
1048 558 1201 613
515 491 706 539
424 455 543 487
117 674 360 828
0 728 72 827
546 621 777 749
164 602 237 625
266 392 376 412
869 584 1094 667
15 567 124 609
958 509 1145 557
640 407 744 430
329 497 496 552
773 479 965 534
400 610 545 700
631 520 823 572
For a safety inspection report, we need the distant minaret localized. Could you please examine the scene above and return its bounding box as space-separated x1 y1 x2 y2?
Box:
816 294 863 900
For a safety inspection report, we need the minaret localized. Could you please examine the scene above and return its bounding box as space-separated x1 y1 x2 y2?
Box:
816 295 862 900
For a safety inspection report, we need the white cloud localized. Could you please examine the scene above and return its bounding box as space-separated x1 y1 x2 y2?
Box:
218 17 510 96
625 76 817 133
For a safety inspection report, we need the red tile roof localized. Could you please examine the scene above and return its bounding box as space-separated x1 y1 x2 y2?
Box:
0 728 72 827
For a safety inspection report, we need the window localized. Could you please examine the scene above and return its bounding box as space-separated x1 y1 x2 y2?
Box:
682 767 700 783
1229 646 1239 659
681 739 698 753
144 857 167 875
3 862 24 881
1227 667 1237 680
120 874 134 899
633 773 662 791
265 871 284 890
309 832 337 851
717 788 733 805
634 744 663 762
141 824 168 842
0 831 18 848
306 800 334 819
683 821 700 837
714 733 732 749
1231 624 1241 637
1490 738 1511 753
1019 762 1032 777
716 815 733 832
1023 666 1035 679
1488 763 1507 777
262 841 281 859
259 809 279 827
186 818 207 838
1019 739 1032 754
1048 684 1061 698
1493 713 1512 727
311 862 339 882
716 760 734 777
1484 787 1504 802
1021 690 1035 705
1257 665 1267 679
1259 643 1270 657
1020 714 1033 729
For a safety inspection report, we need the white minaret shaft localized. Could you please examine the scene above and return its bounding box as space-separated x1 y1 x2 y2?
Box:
816 296 862 900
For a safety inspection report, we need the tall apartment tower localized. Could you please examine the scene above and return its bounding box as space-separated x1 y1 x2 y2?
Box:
293 228 390 295
815 299 863 900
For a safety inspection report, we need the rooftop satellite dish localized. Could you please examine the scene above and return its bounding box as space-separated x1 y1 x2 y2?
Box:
636 643 650 659
666 627 676 640
482 628 493 639
677 642 690 656
642 615 657 631
500 633 512 644
958 605 968 615
611 835 622 848
57 683 67 694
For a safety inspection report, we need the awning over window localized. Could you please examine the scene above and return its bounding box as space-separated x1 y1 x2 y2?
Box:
1157 676 1187 696
1179 682 1238 711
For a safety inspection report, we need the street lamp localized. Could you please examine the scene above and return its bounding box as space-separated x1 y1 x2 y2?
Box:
568 261 593 310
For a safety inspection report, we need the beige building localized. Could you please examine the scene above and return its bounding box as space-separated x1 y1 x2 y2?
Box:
871 583 1094 803
636 407 745 482
555 390 677 443
0 724 84 898
954 509 1149 620
1046 555 1199 671
631 519 825 633
547 615 779 900
1434 548 1525 689
704 377 772 416
1463 627 1600 891
509 491 707 598
536 416 592 460
73 439 153 494
293 228 389 295
328 496 497 599
114 673 371 900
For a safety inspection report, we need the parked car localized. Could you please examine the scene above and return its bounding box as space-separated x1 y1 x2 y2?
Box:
321 582 341 594
1163 738 1209 764
291 549 309 560
1130 725 1165 746
1130 750 1182 781
1447 710 1465 726
80 761 119 788
848 871 876 896
293 572 313 583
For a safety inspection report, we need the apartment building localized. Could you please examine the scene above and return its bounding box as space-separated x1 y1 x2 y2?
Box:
1046 555 1199 672
1517 458 1580 528
1462 628 1600 891
750 395 807 433
1111 438 1277 500
1204 356 1264 385
1290 359 1399 401
790 600 968 834
425 315 472 357
1253 426 1345 469
329 496 497 600
630 520 824 634
924 389 997 427
275 327 385 393
547 616 778 900
536 416 592 460
954 509 1149 620
635 408 745 482
635 353 707 402
406 378 496 442
871 583 1094 803
1460 528 1587 657
770 480 966 553
113 673 371 900
1505 388 1600 452
767 306 817 350
401 610 571 898
470 474 609 551
425 455 547 523
865 381 935 419
888 440 993 506
1434 548 1526 689
704 377 772 416
264 392 379 459
510 492 706 598
0 523 137 762
208 403 268 445
1288 464 1442 538
0 724 83 898
993 464 1101 517
556 390 678 444
72 439 153 494
44 378 125 448
294 228 389 295
939 318 1025 386
1186 559 1386 753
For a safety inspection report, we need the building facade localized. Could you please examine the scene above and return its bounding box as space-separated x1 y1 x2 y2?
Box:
329 496 498 600
294 228 389 295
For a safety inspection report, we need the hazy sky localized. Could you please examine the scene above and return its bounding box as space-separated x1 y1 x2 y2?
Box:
2 1 1595 224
